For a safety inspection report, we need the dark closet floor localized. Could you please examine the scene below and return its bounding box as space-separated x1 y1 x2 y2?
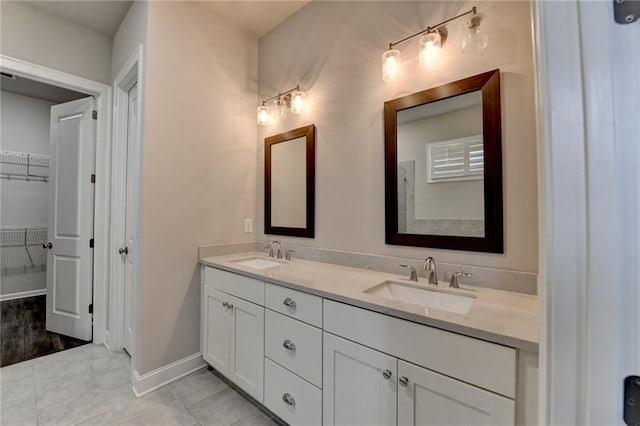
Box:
0 295 90 367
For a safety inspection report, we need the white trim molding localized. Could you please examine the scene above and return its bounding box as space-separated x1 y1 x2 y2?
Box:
0 289 47 302
0 55 112 346
132 353 206 397
533 0 638 424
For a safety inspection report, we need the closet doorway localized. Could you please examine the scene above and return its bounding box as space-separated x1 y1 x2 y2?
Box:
1 75 95 365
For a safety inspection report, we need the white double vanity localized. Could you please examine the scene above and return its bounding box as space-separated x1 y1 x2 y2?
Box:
200 253 538 426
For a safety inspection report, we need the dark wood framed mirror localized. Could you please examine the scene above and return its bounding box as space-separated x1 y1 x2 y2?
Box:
384 69 503 253
265 124 315 238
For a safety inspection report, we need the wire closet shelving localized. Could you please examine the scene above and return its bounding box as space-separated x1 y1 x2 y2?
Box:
0 150 50 181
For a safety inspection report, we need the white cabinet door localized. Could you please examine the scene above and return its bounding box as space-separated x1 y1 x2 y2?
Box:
202 286 231 375
398 360 514 426
46 97 96 341
323 333 397 426
229 294 264 403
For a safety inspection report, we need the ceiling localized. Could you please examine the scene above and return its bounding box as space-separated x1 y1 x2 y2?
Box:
1 73 88 103
204 1 309 38
24 1 133 37
21 1 308 39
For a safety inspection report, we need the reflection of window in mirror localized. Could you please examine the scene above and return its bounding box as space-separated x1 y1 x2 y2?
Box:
427 136 484 182
396 90 485 238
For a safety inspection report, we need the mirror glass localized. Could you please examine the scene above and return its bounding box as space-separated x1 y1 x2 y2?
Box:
265 124 315 238
271 136 307 228
396 90 484 238
384 69 502 253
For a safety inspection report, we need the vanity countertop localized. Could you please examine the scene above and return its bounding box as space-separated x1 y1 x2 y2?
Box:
200 252 538 352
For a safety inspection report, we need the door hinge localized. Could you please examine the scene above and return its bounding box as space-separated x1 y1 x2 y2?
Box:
88 303 93 314
91 174 96 184
614 0 640 24
625 376 640 425
92 110 98 120
89 238 94 248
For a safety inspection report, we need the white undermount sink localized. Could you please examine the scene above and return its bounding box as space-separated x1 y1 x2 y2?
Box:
364 280 476 315
231 257 284 270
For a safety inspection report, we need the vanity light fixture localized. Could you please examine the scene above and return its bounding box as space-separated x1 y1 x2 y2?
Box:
257 85 305 126
382 6 486 82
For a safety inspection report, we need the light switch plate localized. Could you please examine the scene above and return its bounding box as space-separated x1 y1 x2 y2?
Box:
244 218 253 233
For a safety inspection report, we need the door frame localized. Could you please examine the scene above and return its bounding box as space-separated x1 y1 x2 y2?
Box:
0 54 111 345
532 0 638 424
109 45 144 356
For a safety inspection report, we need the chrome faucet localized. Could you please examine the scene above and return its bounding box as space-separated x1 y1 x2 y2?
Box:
423 257 438 286
450 271 473 289
268 241 283 259
400 265 418 282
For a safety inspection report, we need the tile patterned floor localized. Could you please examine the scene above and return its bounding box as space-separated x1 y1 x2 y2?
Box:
1 296 90 367
0 345 281 426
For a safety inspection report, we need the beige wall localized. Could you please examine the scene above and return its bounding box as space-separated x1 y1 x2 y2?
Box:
111 1 147 80
0 1 112 84
138 1 258 374
257 1 538 273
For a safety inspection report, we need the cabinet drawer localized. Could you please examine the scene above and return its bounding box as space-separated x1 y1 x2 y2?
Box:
265 358 322 426
204 266 264 305
265 310 322 387
324 300 516 398
265 283 322 327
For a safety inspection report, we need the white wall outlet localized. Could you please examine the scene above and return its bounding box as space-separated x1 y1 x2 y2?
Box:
244 218 253 233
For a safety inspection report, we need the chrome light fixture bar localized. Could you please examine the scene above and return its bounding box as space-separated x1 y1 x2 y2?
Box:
382 6 487 82
257 85 306 126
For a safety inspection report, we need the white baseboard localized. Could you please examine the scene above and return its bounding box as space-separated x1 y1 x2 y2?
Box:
132 352 206 397
0 289 46 302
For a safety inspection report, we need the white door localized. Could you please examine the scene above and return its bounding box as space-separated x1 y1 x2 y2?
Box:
45 97 96 341
228 294 264 403
397 360 514 426
202 286 230 374
323 332 397 426
123 82 140 355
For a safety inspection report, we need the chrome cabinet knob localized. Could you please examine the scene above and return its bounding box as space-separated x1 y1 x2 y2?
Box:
282 393 296 406
282 339 296 351
118 246 129 255
42 242 53 249
283 298 297 309
382 369 393 380
399 376 409 387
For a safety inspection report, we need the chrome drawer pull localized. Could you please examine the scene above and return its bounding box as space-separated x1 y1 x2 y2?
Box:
399 376 409 387
283 297 297 309
282 393 296 406
282 339 296 351
222 302 228 308
382 369 393 380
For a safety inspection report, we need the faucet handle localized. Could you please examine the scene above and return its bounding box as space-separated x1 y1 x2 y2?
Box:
450 271 473 288
285 250 295 261
400 264 418 282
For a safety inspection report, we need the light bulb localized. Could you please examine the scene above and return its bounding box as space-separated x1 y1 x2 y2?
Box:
290 90 305 114
381 49 402 82
462 12 488 53
273 97 286 120
257 105 270 126
418 31 441 68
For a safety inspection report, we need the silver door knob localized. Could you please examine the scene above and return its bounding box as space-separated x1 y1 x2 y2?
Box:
119 246 129 255
283 298 297 308
382 370 393 380
399 376 409 387
282 393 296 406
282 339 296 351
43 242 52 249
